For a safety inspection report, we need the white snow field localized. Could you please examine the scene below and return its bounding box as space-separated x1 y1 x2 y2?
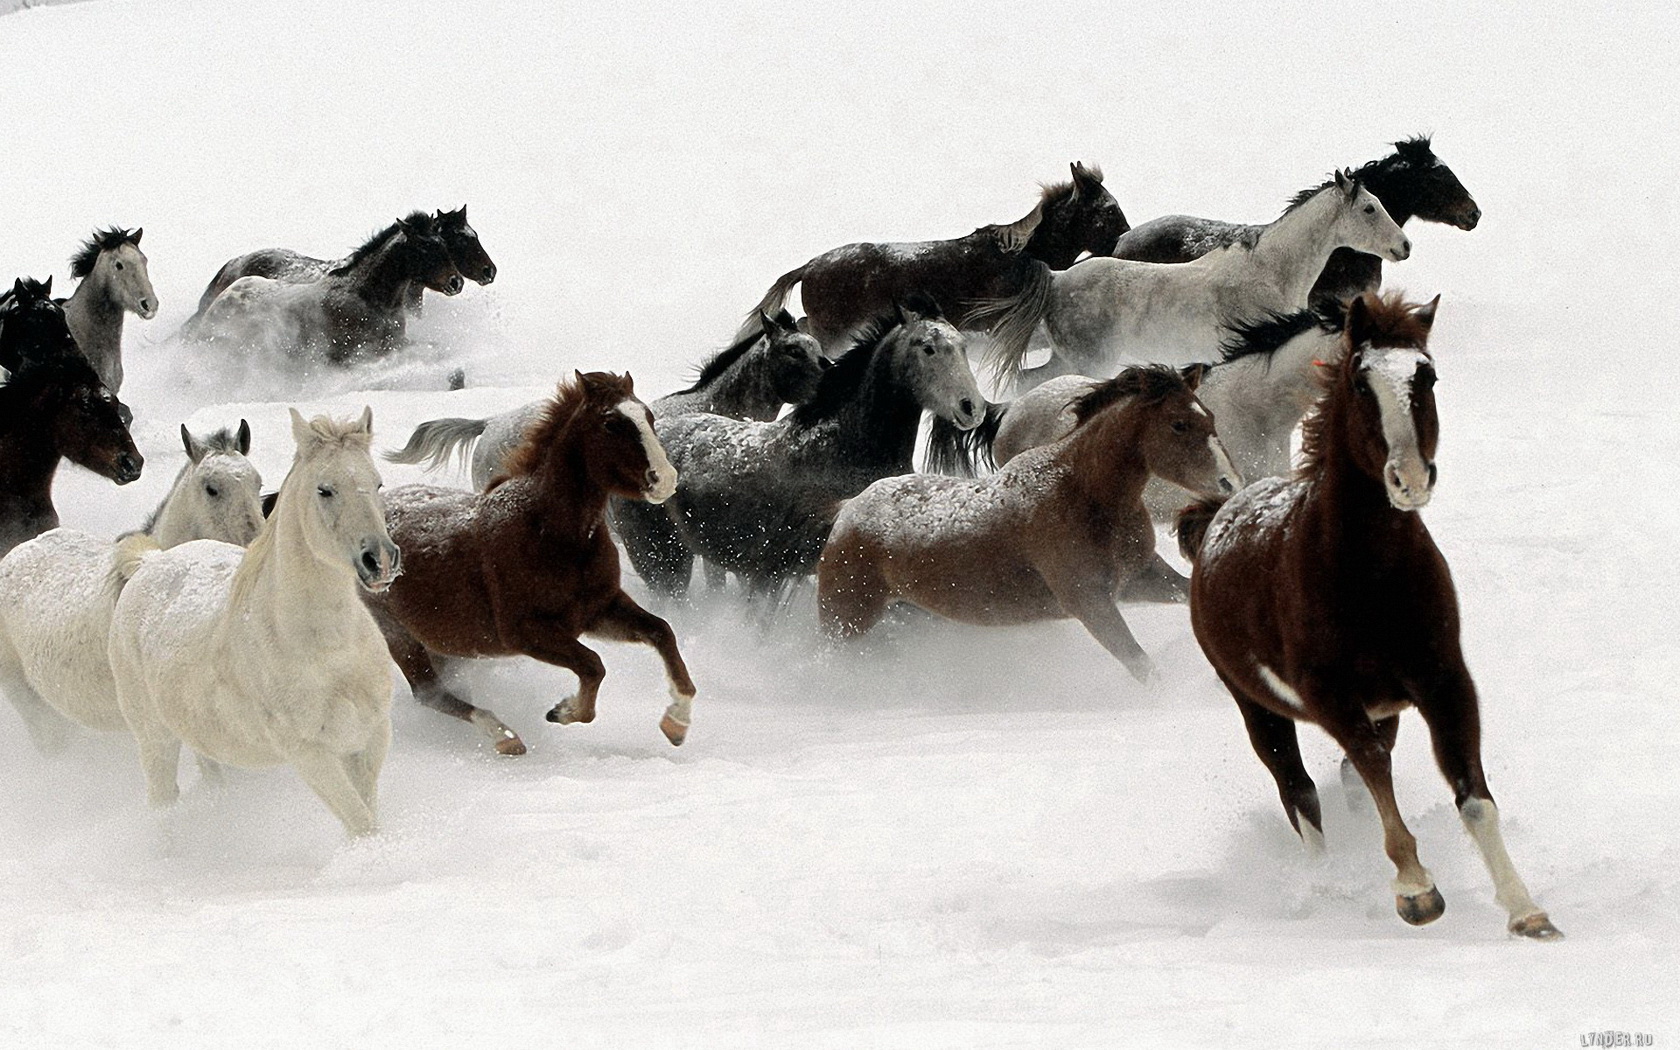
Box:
2 1 1676 1047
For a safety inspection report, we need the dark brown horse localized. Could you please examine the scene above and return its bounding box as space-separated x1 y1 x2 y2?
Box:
819 365 1240 682
741 162 1129 353
1177 292 1560 939
0 279 142 556
1114 136 1478 310
365 371 695 755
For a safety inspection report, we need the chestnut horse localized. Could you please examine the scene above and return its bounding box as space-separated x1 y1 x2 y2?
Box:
819 365 1240 682
1177 292 1560 939
365 371 696 755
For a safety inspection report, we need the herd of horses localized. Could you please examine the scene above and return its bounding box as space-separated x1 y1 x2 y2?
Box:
0 136 1562 939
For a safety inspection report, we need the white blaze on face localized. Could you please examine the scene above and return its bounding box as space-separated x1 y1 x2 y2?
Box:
619 400 677 503
1364 348 1433 510
1208 435 1243 492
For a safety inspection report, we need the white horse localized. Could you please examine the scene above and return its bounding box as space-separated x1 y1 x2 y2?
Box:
934 306 1344 521
986 172 1409 387
0 422 263 745
62 227 158 394
108 408 401 837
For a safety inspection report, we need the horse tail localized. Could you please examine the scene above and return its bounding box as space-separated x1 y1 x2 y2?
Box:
969 259 1053 388
735 263 807 342
382 417 489 472
1175 496 1228 564
109 533 162 594
923 399 1009 476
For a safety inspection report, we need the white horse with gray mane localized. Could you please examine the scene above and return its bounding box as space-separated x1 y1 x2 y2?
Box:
986 172 1408 389
62 227 157 394
0 422 262 746
108 408 401 837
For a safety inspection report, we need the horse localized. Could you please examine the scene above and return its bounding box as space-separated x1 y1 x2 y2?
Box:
61 227 158 393
190 213 464 363
1113 136 1478 309
108 408 401 837
0 422 262 745
1175 292 1560 939
740 162 1129 354
985 171 1410 388
927 305 1344 519
183 207 494 329
637 295 984 597
383 309 830 491
364 371 694 756
0 281 143 558
819 365 1240 681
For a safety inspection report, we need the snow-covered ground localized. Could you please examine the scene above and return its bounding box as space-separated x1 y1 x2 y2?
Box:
2 1 1676 1046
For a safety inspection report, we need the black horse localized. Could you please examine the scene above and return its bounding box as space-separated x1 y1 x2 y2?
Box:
739 163 1129 356
1113 136 1478 309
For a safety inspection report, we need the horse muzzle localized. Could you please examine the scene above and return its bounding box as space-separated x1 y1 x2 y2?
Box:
1388 238 1413 262
356 540 404 593
113 451 144 485
1384 458 1435 511
1455 205 1482 231
477 263 497 284
443 275 465 295
136 298 158 320
951 397 983 432
642 467 678 505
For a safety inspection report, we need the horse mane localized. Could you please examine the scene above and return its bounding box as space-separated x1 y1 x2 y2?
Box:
1068 364 1191 428
69 228 140 280
1218 302 1344 364
1390 134 1437 166
790 298 940 425
982 167 1106 249
329 210 437 275
497 372 633 482
1297 292 1435 474
673 309 798 396
1284 170 1361 214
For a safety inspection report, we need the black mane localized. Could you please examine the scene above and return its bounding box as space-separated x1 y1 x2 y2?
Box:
1282 136 1435 214
1218 303 1344 364
69 228 140 280
330 210 436 275
790 300 941 425
674 309 798 396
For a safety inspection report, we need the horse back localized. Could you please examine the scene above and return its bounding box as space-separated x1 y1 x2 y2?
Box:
800 235 1025 339
1112 215 1248 264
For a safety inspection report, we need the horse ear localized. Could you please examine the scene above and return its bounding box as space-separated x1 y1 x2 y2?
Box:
1180 363 1208 391
1335 169 1358 197
41 276 52 296
11 278 26 300
288 407 310 444
757 309 784 337
181 424 207 463
130 227 143 245
357 405 374 435
458 205 467 220
237 418 252 455
1070 162 1102 196
1413 294 1441 333
1347 293 1377 348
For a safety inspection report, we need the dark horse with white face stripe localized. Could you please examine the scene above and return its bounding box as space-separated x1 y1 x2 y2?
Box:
1177 293 1560 940
740 163 1129 355
1114 137 1478 310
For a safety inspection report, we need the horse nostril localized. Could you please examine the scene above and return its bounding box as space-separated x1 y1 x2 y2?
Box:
1219 477 1234 494
1427 462 1438 487
482 265 496 282
960 398 976 418
361 550 381 576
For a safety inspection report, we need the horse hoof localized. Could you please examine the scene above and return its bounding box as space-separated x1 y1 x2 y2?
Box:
1510 911 1563 940
495 735 527 756
546 698 593 725
1396 887 1446 926
659 713 688 747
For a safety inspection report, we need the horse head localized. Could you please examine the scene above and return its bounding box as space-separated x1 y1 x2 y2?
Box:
435 205 498 284
2 277 83 373
758 309 830 406
1332 171 1412 262
395 214 465 296
71 227 157 319
1338 292 1441 510
163 420 264 547
285 406 402 591
25 352 143 485
1390 136 1480 230
1072 364 1242 498
889 294 983 431
569 370 678 504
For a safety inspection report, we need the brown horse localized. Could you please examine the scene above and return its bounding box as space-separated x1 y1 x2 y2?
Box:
1177 292 1560 939
818 365 1240 682
365 371 696 755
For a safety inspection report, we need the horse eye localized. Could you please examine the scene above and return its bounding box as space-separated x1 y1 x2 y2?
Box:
922 345 936 356
318 485 336 498
205 485 220 498
1171 420 1190 434
115 262 124 270
1363 204 1376 215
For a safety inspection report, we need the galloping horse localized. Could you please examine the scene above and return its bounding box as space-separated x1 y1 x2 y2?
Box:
109 408 401 837
986 171 1409 387
184 207 493 328
639 296 984 597
0 422 262 745
1176 293 1560 939
0 279 142 557
61 227 158 393
190 213 464 362
741 163 1129 353
367 371 696 756
1114 136 1479 309
820 365 1240 682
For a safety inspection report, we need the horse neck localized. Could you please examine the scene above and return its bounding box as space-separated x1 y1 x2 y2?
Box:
526 418 613 534
1055 407 1150 519
701 350 783 419
337 237 414 311
1356 164 1418 226
813 350 925 468
1249 192 1350 303
1024 201 1089 269
62 282 122 378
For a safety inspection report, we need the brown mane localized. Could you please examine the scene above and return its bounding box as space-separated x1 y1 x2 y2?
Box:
1297 292 1435 475
497 371 631 483
1068 364 1191 428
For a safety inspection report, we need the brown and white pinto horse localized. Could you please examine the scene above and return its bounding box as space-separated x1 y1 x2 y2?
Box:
819 365 1240 682
1178 292 1561 939
365 371 696 755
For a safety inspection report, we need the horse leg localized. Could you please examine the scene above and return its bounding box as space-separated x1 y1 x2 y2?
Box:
1320 710 1443 926
1053 585 1157 683
1116 552 1190 605
0 676 76 754
1230 690 1324 853
1340 714 1399 812
345 720 391 813
1414 670 1561 939
816 539 893 639
290 746 378 838
615 499 693 599
588 592 696 746
511 629 606 730
380 617 525 756
701 560 729 593
131 725 183 808
195 753 228 788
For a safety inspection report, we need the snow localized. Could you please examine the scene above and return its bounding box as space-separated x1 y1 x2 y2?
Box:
2 0 1678 1047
